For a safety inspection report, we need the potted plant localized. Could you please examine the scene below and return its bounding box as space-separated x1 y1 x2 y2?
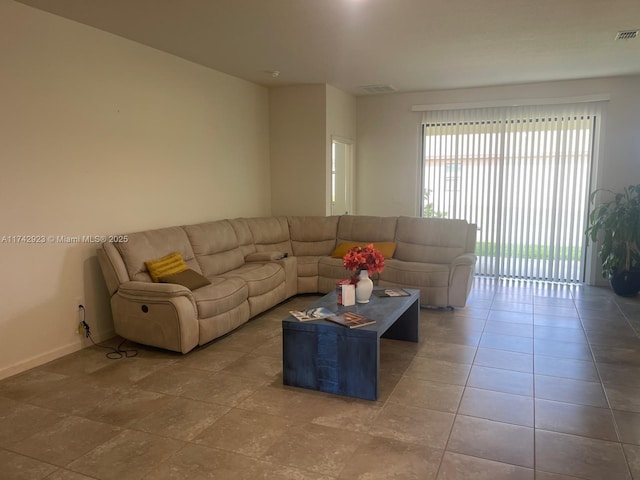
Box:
585 184 640 296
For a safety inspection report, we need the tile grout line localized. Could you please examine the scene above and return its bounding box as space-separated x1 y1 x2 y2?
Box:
433 283 493 479
575 290 636 480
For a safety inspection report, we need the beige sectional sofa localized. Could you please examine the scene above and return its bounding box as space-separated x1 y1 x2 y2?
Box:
98 215 477 353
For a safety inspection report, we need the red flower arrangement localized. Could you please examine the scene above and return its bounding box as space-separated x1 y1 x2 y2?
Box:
342 243 385 276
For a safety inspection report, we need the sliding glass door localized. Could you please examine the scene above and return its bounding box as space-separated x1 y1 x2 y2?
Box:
422 102 602 283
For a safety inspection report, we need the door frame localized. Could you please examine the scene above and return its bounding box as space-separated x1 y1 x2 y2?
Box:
330 135 355 216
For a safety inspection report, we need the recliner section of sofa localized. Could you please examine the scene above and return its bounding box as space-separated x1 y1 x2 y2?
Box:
97 215 477 353
288 215 340 293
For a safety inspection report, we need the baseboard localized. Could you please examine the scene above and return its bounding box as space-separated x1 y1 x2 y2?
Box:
0 328 115 381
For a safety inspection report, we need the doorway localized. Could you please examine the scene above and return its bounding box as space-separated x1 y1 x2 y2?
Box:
331 137 354 216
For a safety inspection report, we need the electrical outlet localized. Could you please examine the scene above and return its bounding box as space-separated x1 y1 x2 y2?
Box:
75 297 84 334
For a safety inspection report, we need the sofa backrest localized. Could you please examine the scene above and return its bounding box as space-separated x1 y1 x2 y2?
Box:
336 215 398 244
115 226 200 282
184 220 244 277
228 218 257 258
288 216 340 256
242 217 293 255
394 216 474 264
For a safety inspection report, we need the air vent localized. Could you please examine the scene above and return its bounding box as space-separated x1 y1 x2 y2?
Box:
616 30 638 40
359 84 397 94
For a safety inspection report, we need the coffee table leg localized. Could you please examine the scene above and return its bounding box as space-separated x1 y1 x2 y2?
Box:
283 326 379 400
381 297 420 342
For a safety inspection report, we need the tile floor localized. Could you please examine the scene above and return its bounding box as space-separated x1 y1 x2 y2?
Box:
1 278 640 479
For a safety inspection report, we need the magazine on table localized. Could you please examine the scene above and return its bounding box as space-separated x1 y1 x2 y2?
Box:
373 288 410 297
289 307 335 321
326 311 376 329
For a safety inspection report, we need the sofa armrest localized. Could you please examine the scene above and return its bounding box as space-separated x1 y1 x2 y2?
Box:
449 253 477 284
97 243 130 297
450 253 477 267
448 253 477 308
119 280 195 301
112 281 199 353
118 281 198 317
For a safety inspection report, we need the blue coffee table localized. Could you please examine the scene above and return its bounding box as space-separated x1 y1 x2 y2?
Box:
282 288 420 400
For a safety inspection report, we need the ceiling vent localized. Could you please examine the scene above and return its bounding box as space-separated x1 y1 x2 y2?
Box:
359 84 397 94
615 30 638 40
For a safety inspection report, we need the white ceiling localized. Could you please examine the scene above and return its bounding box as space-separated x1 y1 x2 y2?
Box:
16 0 640 95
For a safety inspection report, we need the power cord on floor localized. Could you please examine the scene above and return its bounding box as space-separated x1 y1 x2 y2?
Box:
79 305 138 360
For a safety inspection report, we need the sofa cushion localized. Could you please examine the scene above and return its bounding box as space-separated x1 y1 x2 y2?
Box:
296 256 321 278
228 218 257 258
224 263 285 297
192 277 248 318
158 269 211 290
395 216 470 264
244 216 293 254
115 227 199 282
337 216 398 244
318 256 352 280
184 221 245 277
288 216 339 256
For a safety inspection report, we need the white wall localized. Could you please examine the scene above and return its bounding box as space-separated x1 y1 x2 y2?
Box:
0 0 271 379
269 84 327 216
270 84 357 216
357 76 640 218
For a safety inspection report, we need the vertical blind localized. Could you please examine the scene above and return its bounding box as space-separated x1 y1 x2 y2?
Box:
422 102 603 283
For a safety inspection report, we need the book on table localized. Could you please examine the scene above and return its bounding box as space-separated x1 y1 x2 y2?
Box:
372 288 410 297
289 307 335 321
326 311 376 329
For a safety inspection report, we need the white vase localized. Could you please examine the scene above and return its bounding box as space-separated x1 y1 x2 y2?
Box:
355 270 374 303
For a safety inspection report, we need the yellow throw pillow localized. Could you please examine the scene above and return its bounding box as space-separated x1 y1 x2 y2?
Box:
374 242 397 259
331 241 361 259
331 241 397 259
145 252 188 282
